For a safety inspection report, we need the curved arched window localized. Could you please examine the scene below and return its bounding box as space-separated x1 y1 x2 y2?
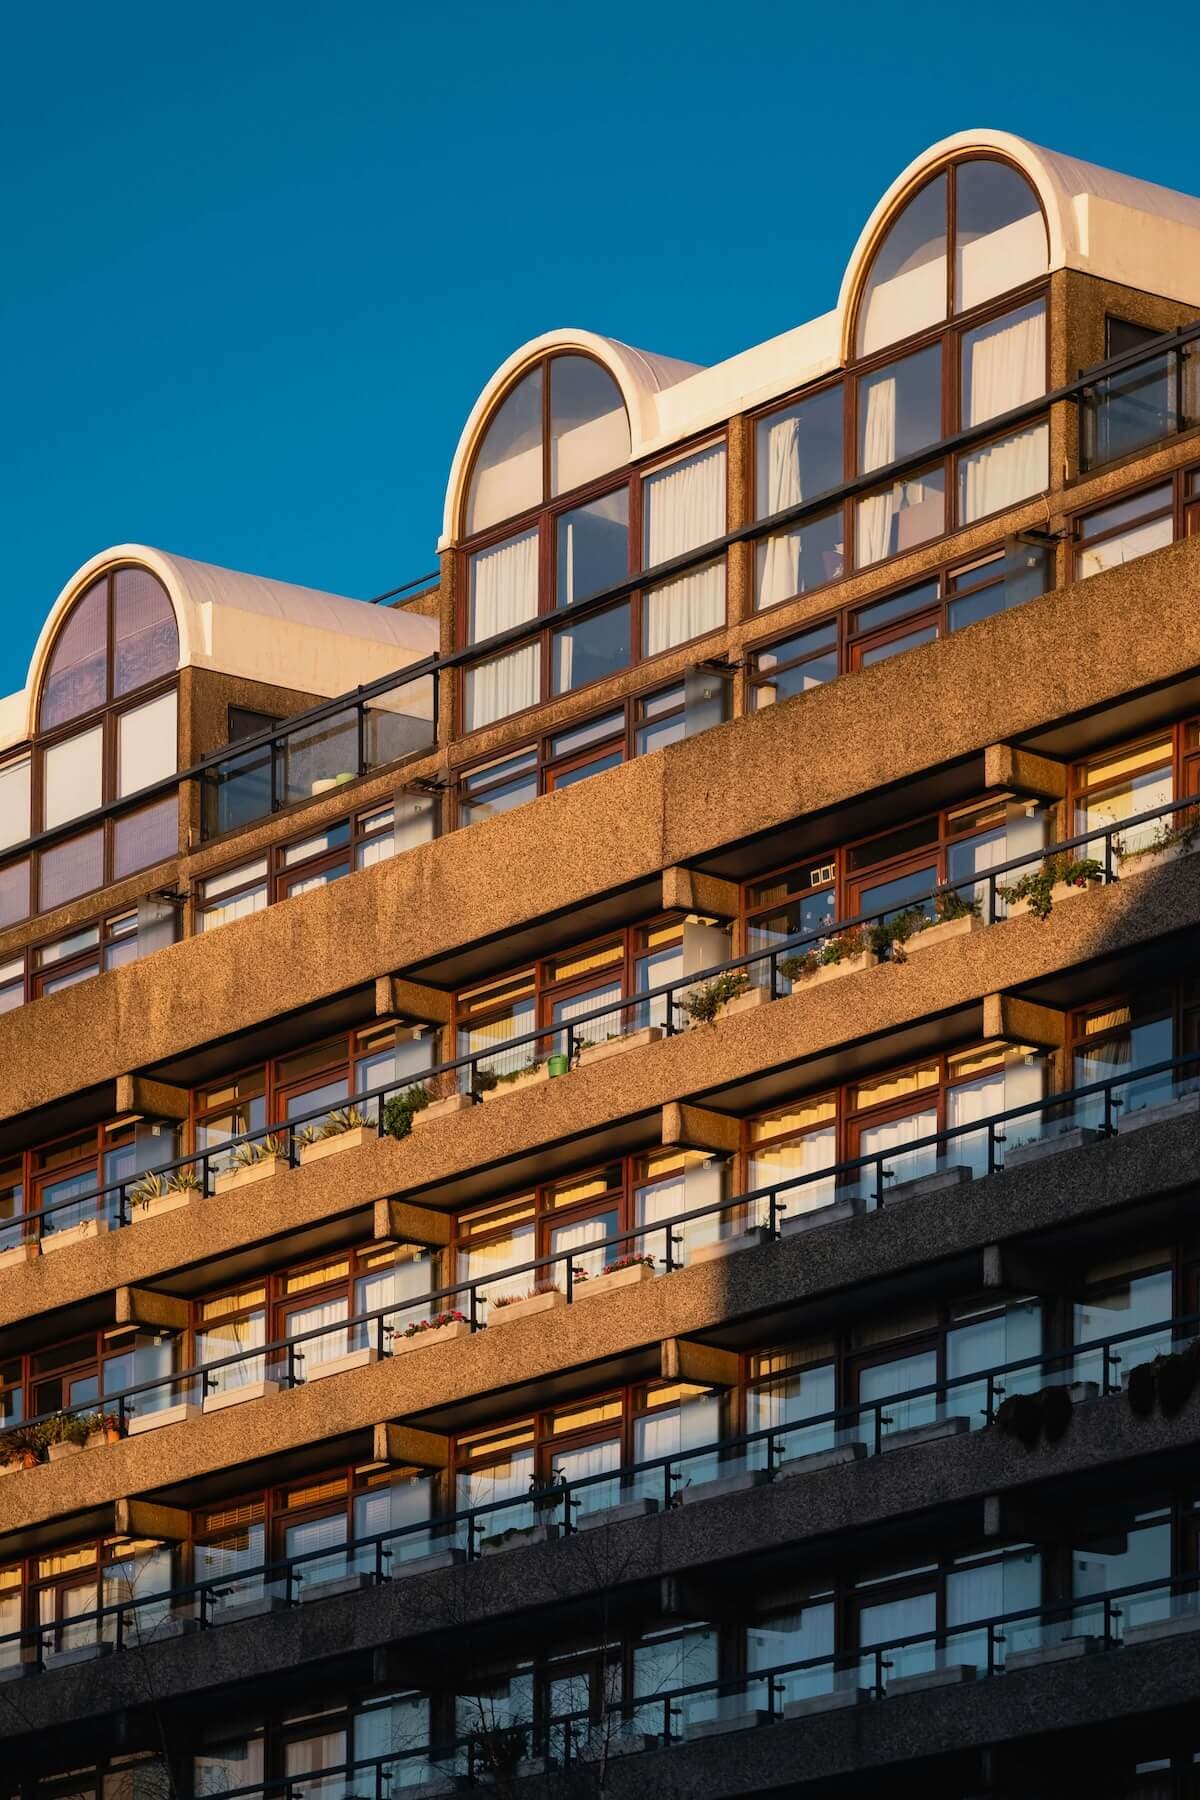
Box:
460 353 727 732
465 353 631 537
0 567 183 924
752 157 1051 610
856 159 1048 357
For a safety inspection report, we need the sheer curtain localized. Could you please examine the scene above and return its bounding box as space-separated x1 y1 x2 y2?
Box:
947 1072 1006 1176
758 413 803 606
961 305 1048 521
287 1297 349 1370
861 1107 939 1194
557 1439 621 1515
751 1127 837 1220
552 1214 613 1280
467 531 539 729
200 1314 266 1394
644 448 726 653
856 378 898 566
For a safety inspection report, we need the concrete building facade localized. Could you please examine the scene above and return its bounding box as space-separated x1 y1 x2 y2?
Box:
1 129 1200 1798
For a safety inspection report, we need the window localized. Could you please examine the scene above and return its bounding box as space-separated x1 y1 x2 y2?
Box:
455 680 695 825
196 794 436 929
1076 483 1175 579
755 385 844 607
748 620 838 707
856 159 1047 356
460 354 724 728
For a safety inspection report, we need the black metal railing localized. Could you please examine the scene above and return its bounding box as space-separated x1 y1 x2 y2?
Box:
13 788 1197 1249
5 1306 1195 1671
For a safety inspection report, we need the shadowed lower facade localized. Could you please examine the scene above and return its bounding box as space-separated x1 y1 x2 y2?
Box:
0 126 1200 1799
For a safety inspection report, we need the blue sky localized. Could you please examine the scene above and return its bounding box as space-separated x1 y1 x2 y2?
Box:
3 0 1196 692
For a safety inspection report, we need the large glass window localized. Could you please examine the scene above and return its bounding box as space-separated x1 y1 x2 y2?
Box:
755 385 844 607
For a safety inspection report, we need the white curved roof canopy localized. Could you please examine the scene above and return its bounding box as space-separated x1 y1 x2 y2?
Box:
1 545 439 755
443 130 1200 545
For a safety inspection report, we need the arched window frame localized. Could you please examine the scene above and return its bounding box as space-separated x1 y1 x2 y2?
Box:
750 154 1053 609
0 565 184 922
457 353 728 733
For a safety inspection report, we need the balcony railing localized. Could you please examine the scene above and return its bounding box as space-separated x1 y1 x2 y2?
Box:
4 1309 1197 1676
10 789 1196 1251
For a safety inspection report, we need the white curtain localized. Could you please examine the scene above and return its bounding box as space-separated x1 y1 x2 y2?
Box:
861 1107 938 1191
553 1214 612 1280
557 1439 621 1516
751 1127 837 1219
644 448 726 654
288 1297 349 1369
466 530 539 729
758 412 804 607
948 1072 1006 1176
462 1228 535 1307
200 1314 265 1393
961 305 1048 521
856 378 898 567
1003 1051 1046 1154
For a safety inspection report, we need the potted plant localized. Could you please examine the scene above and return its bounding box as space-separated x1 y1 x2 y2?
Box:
780 926 878 989
394 1309 472 1353
130 1166 202 1220
299 1104 373 1165
84 1411 123 1449
382 1086 432 1139
575 1252 658 1300
1114 807 1200 878
45 1412 91 1461
0 1424 46 1471
901 889 982 956
215 1134 289 1193
998 854 1104 921
481 1059 550 1101
488 1281 566 1326
677 971 751 1027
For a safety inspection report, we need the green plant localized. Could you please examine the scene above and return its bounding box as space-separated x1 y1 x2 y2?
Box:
471 1066 500 1095
495 1059 545 1085
599 1253 656 1277
932 887 981 923
168 1167 204 1195
678 971 750 1025
402 1310 467 1338
780 926 872 984
995 1383 1074 1448
1115 807 1200 864
1 1423 49 1465
229 1133 286 1171
998 854 1104 921
382 1086 431 1140
318 1104 369 1140
45 1412 91 1447
129 1170 170 1208
867 907 927 961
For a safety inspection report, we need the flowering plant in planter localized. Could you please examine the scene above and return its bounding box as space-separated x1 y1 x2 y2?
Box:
44 1412 91 1448
998 854 1104 921
382 1086 431 1140
229 1133 286 1171
402 1311 468 1339
1114 807 1200 863
931 887 981 923
599 1253 657 1277
491 1281 562 1309
780 925 872 983
677 971 750 1026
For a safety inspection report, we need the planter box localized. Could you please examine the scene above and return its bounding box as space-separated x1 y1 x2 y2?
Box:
782 1688 867 1720
690 1225 772 1265
45 1641 112 1670
0 1243 38 1271
1117 839 1198 879
721 985 772 1017
42 1218 108 1255
577 1726 655 1763
1118 1091 1200 1135
214 1155 289 1194
575 1262 656 1301
303 1346 378 1383
779 1441 866 1480
903 915 981 955
300 1571 374 1604
488 1289 566 1326
393 1319 472 1355
1124 1609 1200 1648
84 1430 122 1450
131 1189 193 1222
1004 1127 1099 1168
885 1165 972 1204
0 1457 38 1476
481 1066 550 1102
412 1093 474 1129
887 1664 976 1697
577 1496 659 1531
127 1401 201 1435
47 1440 84 1462
780 1196 860 1236
299 1126 372 1166
216 1593 289 1625
393 1548 465 1579
685 1710 771 1740
578 1026 663 1067
203 1379 279 1414
1006 1635 1100 1671
680 1468 770 1506
881 1416 969 1453
791 952 879 990
480 1522 558 1556
1007 878 1102 920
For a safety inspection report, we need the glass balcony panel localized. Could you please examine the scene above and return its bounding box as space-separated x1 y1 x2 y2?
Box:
1083 351 1177 467
364 673 435 768
205 741 273 837
282 708 359 806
